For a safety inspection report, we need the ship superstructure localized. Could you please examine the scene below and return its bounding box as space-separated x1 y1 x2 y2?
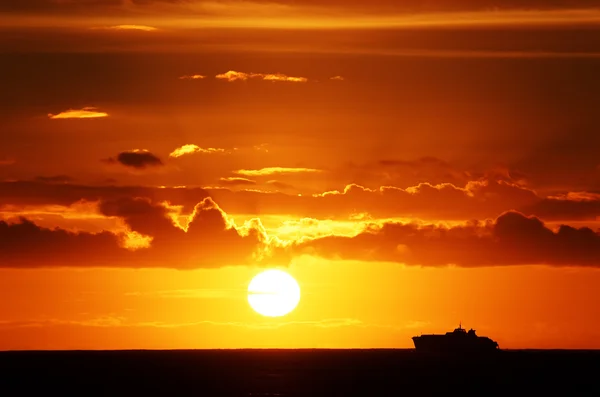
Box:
412 323 499 353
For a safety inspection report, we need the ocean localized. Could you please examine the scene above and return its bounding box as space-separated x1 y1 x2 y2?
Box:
1 349 599 396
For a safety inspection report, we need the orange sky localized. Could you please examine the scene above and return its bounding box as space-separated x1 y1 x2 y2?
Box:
1 0 600 350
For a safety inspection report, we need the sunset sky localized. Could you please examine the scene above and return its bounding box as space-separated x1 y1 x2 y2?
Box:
1 0 600 350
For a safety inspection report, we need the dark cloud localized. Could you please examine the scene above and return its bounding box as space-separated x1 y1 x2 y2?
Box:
291 211 600 267
349 157 537 192
0 217 125 267
103 150 163 169
0 197 267 268
0 180 210 211
3 207 600 268
520 197 600 221
2 180 600 222
376 156 473 185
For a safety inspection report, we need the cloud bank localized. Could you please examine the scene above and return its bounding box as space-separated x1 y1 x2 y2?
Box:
48 107 108 119
0 197 268 268
2 200 600 268
215 71 308 83
290 211 600 267
3 179 600 222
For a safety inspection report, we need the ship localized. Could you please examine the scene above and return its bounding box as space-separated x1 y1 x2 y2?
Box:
412 323 500 354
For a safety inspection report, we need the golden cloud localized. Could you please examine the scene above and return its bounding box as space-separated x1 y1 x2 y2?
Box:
330 76 345 81
98 25 158 32
169 144 227 158
219 177 256 186
179 74 206 80
234 167 322 176
215 70 308 83
48 107 108 119
547 192 600 202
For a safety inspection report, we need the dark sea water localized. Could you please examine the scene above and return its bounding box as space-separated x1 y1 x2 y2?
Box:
1 349 599 396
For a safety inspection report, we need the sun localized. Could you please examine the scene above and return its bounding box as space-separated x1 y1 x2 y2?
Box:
247 269 301 317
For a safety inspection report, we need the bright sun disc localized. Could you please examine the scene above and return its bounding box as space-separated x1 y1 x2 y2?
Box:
247 269 301 317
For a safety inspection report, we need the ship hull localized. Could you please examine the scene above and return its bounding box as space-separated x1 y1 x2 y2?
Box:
413 335 499 354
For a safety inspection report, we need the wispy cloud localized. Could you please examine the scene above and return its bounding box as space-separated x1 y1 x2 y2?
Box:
96 25 158 32
216 70 308 83
48 107 108 119
169 144 228 158
179 74 206 80
219 177 257 186
235 167 322 176
330 76 345 81
547 192 600 202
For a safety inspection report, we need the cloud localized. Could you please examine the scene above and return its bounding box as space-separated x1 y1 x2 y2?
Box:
2 179 600 224
307 181 540 220
101 25 158 31
0 197 269 268
0 217 127 267
2 189 600 268
547 192 600 202
235 167 322 176
219 177 256 186
519 197 600 222
179 74 206 80
215 71 308 83
48 107 108 119
169 144 227 158
290 211 600 267
330 75 345 81
103 149 163 169
4 15 600 56
0 180 211 210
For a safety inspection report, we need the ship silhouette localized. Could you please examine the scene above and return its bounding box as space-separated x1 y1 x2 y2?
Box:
412 323 499 354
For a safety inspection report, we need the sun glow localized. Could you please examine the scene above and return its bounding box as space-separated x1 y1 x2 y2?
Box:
247 269 301 317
